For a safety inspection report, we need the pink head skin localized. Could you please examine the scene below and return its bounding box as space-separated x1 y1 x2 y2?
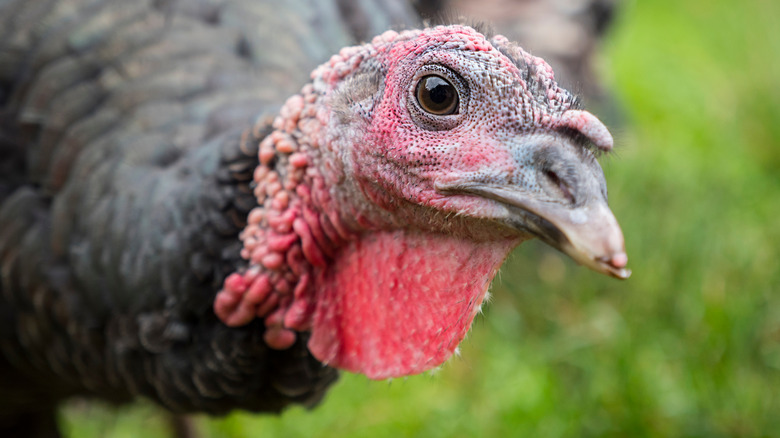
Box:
214 25 629 379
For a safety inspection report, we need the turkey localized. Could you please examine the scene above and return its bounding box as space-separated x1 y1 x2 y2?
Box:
0 0 629 436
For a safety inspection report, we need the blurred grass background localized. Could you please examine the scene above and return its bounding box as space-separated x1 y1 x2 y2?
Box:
61 0 780 436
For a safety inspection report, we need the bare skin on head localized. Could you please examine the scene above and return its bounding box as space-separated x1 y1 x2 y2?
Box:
214 25 629 379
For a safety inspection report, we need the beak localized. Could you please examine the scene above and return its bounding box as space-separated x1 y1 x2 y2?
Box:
437 183 631 279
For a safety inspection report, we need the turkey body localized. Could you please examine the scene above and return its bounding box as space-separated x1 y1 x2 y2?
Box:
0 1 628 437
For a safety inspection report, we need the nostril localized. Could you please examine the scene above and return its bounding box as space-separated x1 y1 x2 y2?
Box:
544 170 574 204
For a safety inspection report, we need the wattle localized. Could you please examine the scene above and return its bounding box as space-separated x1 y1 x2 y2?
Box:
308 229 518 379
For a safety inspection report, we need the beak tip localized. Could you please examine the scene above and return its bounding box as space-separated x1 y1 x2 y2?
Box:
610 252 628 269
612 267 632 280
595 252 630 279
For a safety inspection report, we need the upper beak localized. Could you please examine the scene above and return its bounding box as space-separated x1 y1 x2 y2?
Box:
438 183 631 279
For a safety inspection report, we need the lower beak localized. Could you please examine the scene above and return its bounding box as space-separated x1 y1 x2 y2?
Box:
440 183 631 279
517 197 631 279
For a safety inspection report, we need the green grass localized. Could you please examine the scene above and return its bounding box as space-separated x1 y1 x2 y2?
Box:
61 0 780 436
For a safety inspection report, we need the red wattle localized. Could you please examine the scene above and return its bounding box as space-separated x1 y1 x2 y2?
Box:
308 230 517 379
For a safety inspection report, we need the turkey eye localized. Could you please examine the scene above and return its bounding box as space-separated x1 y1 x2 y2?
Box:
415 75 459 115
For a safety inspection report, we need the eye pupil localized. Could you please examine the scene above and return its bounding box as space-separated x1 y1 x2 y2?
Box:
416 75 459 115
427 78 450 104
